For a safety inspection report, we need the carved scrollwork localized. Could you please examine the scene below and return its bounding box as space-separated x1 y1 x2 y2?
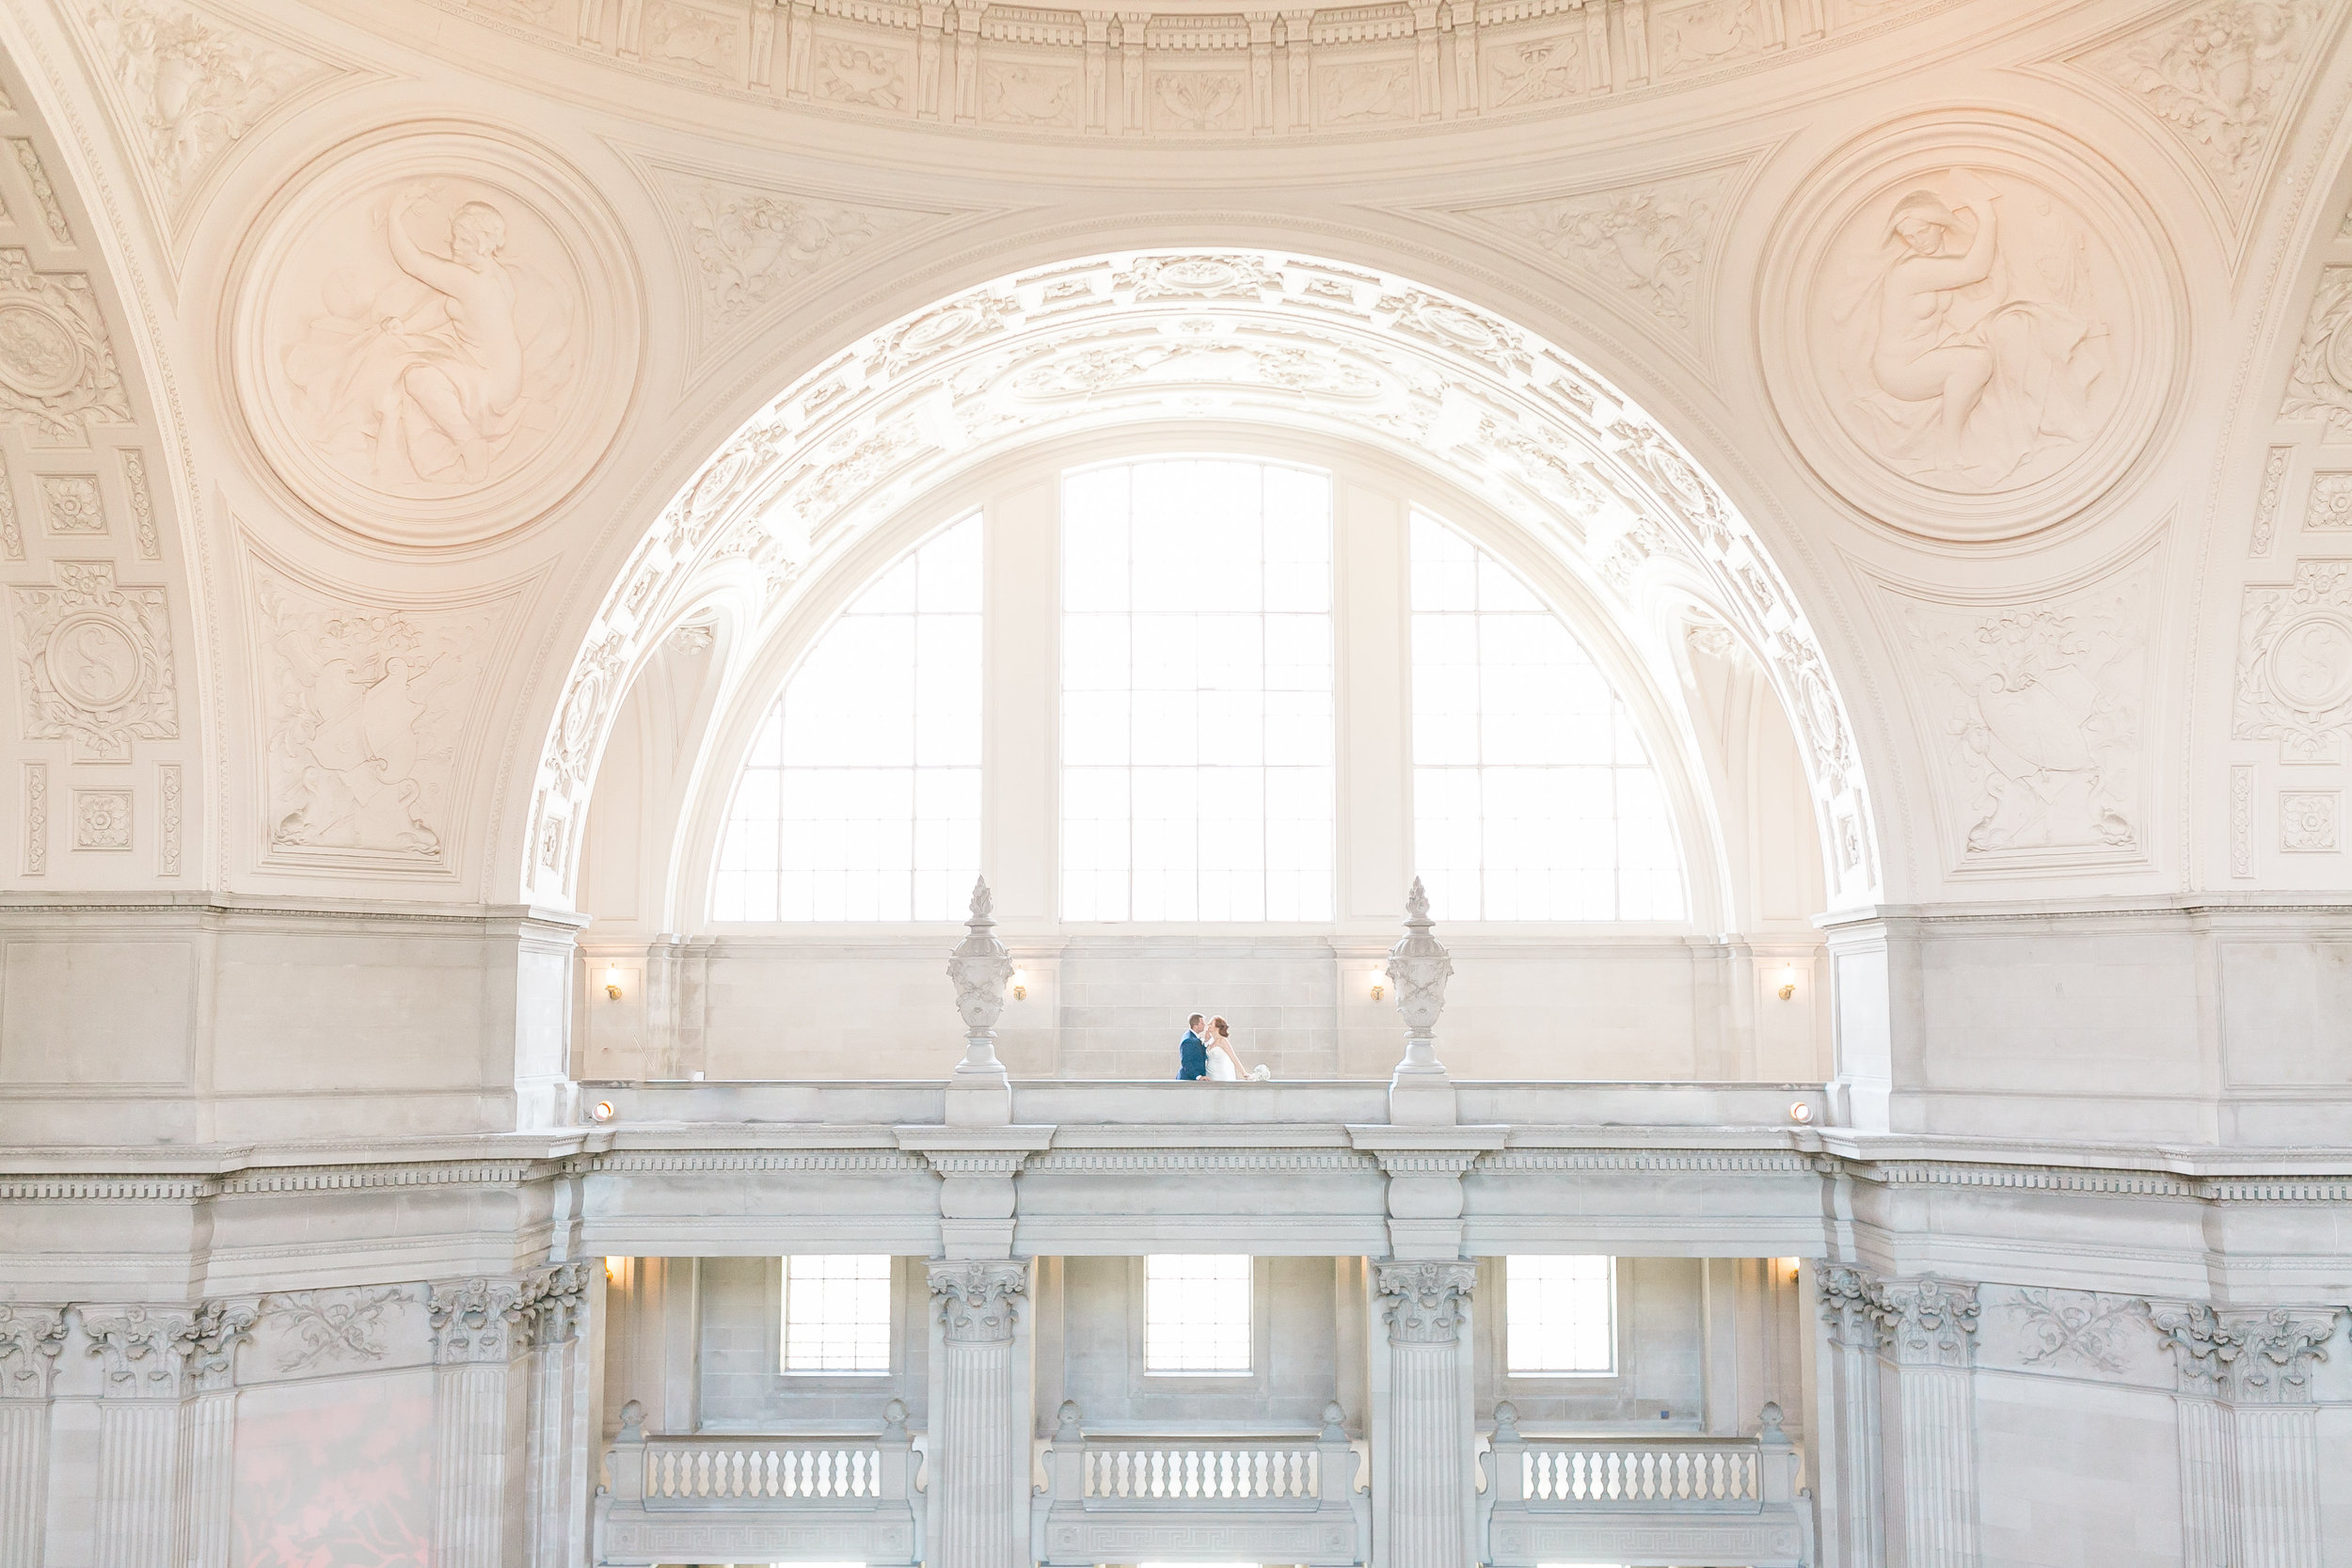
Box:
2233 560 2352 764
8 558 178 762
0 249 133 445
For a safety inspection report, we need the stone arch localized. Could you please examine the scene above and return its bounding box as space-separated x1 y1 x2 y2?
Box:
524 249 1882 912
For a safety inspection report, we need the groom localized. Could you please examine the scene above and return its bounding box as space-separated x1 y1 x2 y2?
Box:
1177 1013 1208 1081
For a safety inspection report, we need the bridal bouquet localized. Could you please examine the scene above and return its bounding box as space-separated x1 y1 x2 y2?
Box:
1248 1064 1272 1082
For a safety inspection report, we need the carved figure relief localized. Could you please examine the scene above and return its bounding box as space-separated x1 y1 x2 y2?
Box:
1772 129 2169 540
249 560 525 872
38 472 104 533
1656 0 1766 76
0 249 135 445
1152 70 1245 132
1320 60 1413 124
816 40 909 108
1883 552 2154 869
9 558 178 761
661 168 930 340
2070 1 2320 217
234 132 637 546
77 0 334 217
1463 166 1734 336
2279 789 2338 852
2233 561 2352 763
641 0 739 75
982 62 1077 127
1486 33 1583 107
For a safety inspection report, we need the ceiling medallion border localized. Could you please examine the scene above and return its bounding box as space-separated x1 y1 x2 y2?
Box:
1760 110 2185 548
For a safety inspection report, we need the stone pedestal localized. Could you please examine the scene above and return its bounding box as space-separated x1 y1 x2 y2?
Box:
928 1259 1032 1568
1373 1260 1476 1568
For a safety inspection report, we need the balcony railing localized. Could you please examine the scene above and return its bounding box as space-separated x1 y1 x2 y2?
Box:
1481 1402 1812 1568
1033 1402 1370 1567
593 1402 922 1567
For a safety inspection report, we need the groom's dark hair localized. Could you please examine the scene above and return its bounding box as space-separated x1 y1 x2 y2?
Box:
1187 1013 1205 1029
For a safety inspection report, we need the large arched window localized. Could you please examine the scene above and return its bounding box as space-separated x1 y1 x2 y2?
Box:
1410 514 1686 921
1059 458 1336 922
710 515 982 921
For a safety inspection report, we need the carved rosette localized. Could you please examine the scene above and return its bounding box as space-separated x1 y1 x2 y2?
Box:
1386 878 1454 1038
2153 1302 2342 1403
928 1259 1027 1345
1375 1260 1476 1346
0 1304 69 1399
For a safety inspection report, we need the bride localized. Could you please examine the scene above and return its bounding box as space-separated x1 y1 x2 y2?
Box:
1204 1016 1245 1081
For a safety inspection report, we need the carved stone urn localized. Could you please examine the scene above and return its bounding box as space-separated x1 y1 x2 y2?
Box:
1385 877 1456 1125
945 876 1015 1124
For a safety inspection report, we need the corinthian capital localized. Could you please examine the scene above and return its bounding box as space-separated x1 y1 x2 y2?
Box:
0 1305 69 1399
1818 1264 1889 1351
428 1277 530 1366
1874 1275 1979 1369
2153 1302 2342 1403
1375 1259 1476 1345
929 1259 1028 1345
82 1306 197 1399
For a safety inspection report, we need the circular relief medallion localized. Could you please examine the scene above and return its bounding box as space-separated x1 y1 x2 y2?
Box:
2270 614 2352 712
46 613 142 710
231 127 640 549
0 299 86 399
1764 119 2177 543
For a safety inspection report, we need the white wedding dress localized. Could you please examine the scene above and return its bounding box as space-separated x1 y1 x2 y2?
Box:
1204 1042 1240 1081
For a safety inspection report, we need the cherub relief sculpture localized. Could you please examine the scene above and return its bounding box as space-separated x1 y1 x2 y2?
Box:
280 182 573 495
1830 168 2112 494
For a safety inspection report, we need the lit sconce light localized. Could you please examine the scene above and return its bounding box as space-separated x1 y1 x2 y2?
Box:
1011 968 1028 1003
1788 1101 1815 1126
604 1256 624 1283
1779 1257 1802 1286
1370 971 1386 1002
590 1100 617 1124
1775 965 1799 1002
604 964 625 1002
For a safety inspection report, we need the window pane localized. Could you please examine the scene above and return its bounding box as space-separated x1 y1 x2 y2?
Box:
1505 1255 1615 1375
713 515 982 922
1061 459 1335 922
1145 1255 1253 1374
782 1254 893 1372
1408 513 1687 922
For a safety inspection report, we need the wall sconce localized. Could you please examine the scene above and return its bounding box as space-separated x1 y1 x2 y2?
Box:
1370 972 1386 1002
1788 1101 1814 1125
604 964 624 1001
604 1256 624 1283
1775 965 1798 1002
589 1100 616 1123
1779 1257 1802 1286
1011 968 1028 1002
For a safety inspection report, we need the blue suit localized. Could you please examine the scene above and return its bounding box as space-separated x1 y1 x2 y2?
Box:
1178 1030 1208 1081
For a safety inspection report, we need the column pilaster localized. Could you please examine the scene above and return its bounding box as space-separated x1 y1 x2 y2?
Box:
83 1306 198 1568
2154 1303 2340 1568
0 1306 68 1568
928 1259 1032 1568
1816 1265 1885 1568
429 1276 533 1568
1373 1260 1476 1568
179 1300 257 1568
1873 1275 1981 1568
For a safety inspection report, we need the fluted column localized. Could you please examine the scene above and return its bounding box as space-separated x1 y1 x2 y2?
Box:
928 1259 1029 1568
83 1307 199 1568
1374 1260 1476 1568
430 1276 533 1568
522 1262 591 1568
1875 1276 1981 1568
1816 1266 1886 1568
0 1306 68 1568
2154 1304 2339 1568
179 1300 257 1568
